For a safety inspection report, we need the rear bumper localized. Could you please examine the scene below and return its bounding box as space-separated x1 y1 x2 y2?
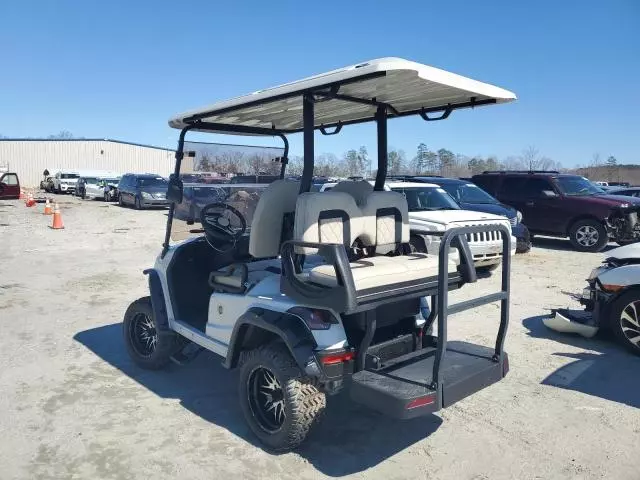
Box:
350 341 508 419
141 198 170 207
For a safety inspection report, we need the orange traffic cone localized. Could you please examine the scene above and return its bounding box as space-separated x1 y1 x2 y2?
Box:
26 192 36 207
50 203 64 229
43 198 53 215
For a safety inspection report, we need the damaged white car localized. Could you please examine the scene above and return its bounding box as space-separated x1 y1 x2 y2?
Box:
545 243 640 355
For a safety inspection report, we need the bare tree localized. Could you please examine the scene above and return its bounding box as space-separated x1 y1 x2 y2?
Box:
47 130 74 139
520 146 540 170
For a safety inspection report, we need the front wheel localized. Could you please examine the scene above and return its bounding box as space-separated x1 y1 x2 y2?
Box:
123 297 177 369
238 344 326 451
569 219 608 252
609 290 640 356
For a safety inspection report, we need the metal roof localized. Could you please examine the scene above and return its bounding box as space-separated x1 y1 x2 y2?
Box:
169 57 516 132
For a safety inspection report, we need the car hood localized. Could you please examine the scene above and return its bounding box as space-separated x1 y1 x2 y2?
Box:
409 209 510 231
579 194 640 207
606 243 640 261
458 201 516 219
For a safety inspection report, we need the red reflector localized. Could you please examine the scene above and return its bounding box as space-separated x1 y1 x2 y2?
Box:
320 351 355 365
406 394 436 410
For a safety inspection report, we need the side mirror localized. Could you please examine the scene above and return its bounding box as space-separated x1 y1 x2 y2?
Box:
167 175 183 203
541 190 557 198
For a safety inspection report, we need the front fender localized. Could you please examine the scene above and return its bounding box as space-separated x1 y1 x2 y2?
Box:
143 268 170 334
223 307 317 371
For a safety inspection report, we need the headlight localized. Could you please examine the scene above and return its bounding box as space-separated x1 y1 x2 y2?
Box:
141 192 152 199
516 211 523 224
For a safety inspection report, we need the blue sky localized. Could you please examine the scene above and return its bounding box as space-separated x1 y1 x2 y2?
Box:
2 1 639 167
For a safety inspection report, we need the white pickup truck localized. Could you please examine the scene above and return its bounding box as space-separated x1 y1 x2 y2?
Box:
321 181 516 272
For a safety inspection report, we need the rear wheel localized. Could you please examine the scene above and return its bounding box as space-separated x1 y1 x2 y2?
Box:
238 344 326 451
123 297 177 369
609 290 640 356
569 219 608 252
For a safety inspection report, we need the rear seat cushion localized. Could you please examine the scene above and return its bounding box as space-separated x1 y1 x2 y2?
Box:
294 192 364 254
308 254 458 290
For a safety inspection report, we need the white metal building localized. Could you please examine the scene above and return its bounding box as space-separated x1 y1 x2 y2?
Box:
0 139 175 186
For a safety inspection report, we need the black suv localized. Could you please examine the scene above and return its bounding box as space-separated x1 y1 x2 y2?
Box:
117 173 169 209
472 171 640 252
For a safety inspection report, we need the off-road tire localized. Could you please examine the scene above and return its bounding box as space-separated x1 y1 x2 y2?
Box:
238 344 326 451
608 290 640 356
569 219 608 252
123 297 177 369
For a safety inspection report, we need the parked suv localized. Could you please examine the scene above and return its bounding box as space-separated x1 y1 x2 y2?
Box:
52 170 80 194
0 172 20 199
117 173 169 209
472 171 640 252
413 177 531 253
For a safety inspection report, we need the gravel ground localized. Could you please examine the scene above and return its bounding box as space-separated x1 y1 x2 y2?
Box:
1 195 639 480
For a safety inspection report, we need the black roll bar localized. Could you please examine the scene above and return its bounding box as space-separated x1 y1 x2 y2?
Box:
374 105 387 191
430 224 511 389
300 93 315 194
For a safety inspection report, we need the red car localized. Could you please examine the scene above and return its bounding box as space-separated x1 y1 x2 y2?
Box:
0 172 20 199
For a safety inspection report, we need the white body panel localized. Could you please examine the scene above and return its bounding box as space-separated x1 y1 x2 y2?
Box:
597 264 640 288
543 312 598 338
606 243 640 261
84 182 104 199
154 239 348 359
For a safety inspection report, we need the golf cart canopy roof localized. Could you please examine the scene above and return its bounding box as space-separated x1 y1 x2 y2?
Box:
168 57 516 134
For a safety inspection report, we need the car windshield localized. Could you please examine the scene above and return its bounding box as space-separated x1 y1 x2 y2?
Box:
61 173 79 179
441 183 499 204
393 186 460 211
137 177 168 187
555 176 604 196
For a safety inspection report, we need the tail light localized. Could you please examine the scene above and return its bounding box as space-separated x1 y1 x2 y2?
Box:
319 351 354 365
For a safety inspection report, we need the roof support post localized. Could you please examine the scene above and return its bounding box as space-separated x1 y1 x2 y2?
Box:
300 93 315 193
162 125 194 257
374 105 387 191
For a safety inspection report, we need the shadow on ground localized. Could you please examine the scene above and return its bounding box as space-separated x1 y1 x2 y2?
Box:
74 323 441 477
523 315 640 408
532 236 617 253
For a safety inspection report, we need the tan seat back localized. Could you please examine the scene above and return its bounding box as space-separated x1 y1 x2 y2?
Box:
362 191 410 254
249 180 300 258
293 191 365 254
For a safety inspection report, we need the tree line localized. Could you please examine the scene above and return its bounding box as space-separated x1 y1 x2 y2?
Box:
196 144 569 178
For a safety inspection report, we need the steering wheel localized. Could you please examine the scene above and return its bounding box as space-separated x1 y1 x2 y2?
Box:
200 202 246 246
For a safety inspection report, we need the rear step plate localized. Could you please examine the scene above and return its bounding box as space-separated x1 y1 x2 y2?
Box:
350 341 507 419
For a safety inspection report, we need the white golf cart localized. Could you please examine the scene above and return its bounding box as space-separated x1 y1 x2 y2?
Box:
123 58 516 451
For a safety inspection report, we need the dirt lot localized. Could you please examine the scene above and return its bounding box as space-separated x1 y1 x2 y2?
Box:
1 195 639 480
